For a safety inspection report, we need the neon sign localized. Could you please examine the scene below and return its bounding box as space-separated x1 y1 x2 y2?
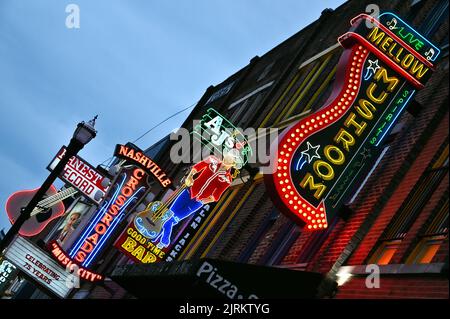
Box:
265 12 439 230
49 241 103 282
69 166 149 267
0 258 17 294
115 111 246 264
47 146 108 204
114 144 172 188
49 144 171 271
379 12 440 62
192 108 252 166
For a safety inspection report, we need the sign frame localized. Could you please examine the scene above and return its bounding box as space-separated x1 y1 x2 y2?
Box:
47 146 108 204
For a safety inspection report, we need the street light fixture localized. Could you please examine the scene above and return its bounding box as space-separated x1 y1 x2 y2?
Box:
72 116 97 146
0 116 98 253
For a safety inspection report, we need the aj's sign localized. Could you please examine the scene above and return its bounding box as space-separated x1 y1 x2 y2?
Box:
265 12 439 230
192 108 252 166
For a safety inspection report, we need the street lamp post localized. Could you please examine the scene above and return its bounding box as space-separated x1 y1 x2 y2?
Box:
0 116 98 253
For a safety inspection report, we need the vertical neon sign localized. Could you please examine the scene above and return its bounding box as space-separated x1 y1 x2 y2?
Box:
69 166 148 267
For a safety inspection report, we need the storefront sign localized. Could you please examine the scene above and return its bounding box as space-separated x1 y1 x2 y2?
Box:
378 12 440 62
49 241 103 282
48 146 108 204
4 236 72 298
116 111 246 264
69 166 150 267
265 12 439 230
196 260 259 299
114 144 172 187
115 203 213 264
0 258 18 294
192 108 252 166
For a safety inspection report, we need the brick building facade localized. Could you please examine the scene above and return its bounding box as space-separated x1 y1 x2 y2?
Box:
142 0 448 299
6 0 447 299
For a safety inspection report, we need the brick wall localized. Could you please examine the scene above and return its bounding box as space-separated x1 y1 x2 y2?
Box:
335 276 449 299
391 173 449 264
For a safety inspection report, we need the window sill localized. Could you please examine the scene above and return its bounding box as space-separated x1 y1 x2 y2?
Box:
339 263 447 276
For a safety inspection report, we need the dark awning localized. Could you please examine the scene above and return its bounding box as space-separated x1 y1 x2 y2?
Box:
110 258 326 299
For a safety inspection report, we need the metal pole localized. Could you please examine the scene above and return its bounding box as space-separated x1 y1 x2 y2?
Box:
0 137 84 253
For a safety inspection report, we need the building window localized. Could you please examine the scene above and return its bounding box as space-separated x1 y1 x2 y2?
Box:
418 0 449 38
206 81 235 105
237 208 279 263
368 141 448 265
228 81 274 110
228 82 273 126
257 62 275 82
369 239 402 265
408 235 447 264
406 191 448 264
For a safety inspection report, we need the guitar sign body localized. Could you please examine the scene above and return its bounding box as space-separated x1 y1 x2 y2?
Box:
134 201 174 239
6 185 77 237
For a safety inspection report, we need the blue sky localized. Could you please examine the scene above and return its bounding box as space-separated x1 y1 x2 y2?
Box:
0 0 345 231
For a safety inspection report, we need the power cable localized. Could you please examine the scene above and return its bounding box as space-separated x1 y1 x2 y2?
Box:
99 101 197 168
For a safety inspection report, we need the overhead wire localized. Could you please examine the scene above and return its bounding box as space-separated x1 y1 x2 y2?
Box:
99 101 198 168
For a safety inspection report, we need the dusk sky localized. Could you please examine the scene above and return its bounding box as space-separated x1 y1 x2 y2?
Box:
0 0 345 231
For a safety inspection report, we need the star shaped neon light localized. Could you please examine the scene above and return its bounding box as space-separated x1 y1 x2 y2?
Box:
301 142 321 164
360 147 372 159
367 59 380 75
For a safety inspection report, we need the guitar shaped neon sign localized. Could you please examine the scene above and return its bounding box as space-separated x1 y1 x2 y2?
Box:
6 186 78 236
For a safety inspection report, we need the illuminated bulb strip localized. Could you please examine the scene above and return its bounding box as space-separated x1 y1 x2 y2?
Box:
274 46 369 230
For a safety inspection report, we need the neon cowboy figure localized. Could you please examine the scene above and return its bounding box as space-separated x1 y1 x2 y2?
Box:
152 148 243 249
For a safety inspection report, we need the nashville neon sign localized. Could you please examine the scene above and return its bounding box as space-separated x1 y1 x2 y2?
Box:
265 12 439 230
114 144 172 188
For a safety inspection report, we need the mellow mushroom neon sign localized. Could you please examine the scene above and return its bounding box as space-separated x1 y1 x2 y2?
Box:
265 12 439 230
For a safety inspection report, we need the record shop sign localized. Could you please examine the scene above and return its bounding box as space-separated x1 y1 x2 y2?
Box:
48 146 108 204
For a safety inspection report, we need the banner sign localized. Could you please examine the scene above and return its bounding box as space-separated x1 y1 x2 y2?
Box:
48 146 108 204
5 236 72 298
264 12 439 230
